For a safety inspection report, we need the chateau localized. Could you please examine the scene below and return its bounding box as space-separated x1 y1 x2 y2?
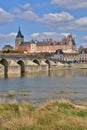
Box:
15 28 76 54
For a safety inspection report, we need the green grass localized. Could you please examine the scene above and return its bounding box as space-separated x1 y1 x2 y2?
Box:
0 99 87 130
72 110 87 117
6 93 15 98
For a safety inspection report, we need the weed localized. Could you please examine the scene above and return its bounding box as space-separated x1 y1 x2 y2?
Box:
6 93 15 98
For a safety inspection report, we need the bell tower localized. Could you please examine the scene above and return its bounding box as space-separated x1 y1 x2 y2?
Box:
15 27 24 50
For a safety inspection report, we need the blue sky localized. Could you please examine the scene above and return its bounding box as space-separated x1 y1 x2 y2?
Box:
0 0 87 50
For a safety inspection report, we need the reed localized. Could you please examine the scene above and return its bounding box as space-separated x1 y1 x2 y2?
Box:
0 99 87 130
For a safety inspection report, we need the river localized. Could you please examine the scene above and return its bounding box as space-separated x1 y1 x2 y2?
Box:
0 69 87 105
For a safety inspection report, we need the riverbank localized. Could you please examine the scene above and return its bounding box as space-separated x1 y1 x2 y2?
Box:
0 99 87 130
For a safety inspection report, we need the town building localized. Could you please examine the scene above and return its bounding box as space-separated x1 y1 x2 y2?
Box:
53 46 87 63
2 45 14 51
15 28 76 54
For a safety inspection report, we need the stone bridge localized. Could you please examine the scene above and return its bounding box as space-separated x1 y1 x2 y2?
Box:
1 55 87 78
0 55 66 77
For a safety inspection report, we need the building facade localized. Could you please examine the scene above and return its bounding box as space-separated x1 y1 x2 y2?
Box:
52 46 87 63
15 28 76 54
2 45 14 51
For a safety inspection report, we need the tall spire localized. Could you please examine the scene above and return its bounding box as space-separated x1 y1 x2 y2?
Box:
16 27 24 38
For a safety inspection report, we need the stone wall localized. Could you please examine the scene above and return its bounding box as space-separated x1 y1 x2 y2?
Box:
71 63 87 69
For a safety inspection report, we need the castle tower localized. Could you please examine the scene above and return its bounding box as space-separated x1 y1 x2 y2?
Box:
15 27 24 50
67 34 76 52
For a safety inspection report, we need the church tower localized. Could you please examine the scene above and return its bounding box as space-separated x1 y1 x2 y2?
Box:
15 27 24 50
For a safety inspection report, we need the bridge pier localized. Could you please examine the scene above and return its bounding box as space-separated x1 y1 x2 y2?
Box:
0 59 8 78
0 64 4 76
8 60 20 77
25 60 48 73
25 65 48 73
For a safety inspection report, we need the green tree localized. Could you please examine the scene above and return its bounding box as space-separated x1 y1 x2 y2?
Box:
78 45 83 53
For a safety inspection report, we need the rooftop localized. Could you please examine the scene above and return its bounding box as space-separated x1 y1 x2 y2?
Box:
16 27 24 38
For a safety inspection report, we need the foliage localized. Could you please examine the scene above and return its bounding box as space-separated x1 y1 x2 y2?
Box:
2 50 18 53
78 45 84 53
6 92 15 98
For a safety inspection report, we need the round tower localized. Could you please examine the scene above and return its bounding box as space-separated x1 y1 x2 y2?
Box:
15 27 24 50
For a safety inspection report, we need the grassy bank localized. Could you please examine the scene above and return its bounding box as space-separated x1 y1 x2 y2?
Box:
0 99 87 130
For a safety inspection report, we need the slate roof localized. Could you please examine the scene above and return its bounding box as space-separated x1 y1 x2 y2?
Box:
19 40 61 46
37 41 60 46
19 42 31 46
3 45 13 48
16 27 24 38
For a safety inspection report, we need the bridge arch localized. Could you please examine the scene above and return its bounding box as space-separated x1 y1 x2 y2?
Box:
45 60 51 68
0 59 8 77
33 59 40 65
17 60 25 75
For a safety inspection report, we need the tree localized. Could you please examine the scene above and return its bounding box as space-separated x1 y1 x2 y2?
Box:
78 45 84 53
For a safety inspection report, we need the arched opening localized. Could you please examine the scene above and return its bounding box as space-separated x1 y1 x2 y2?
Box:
33 59 40 65
45 60 50 69
0 59 8 78
55 49 63 55
45 60 51 77
17 60 25 76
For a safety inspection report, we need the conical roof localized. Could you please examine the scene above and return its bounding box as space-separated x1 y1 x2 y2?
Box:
16 27 24 38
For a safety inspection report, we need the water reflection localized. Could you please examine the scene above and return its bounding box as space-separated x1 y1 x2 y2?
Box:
4 72 8 79
48 69 87 78
24 69 87 78
0 69 87 105
0 69 87 79
29 69 87 78
21 73 25 78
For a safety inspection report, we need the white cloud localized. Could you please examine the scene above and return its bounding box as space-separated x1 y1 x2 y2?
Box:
61 33 70 37
37 12 75 31
30 32 72 41
76 17 87 26
80 42 87 48
30 32 59 41
81 36 87 42
12 4 87 32
76 17 87 30
13 4 38 20
0 8 13 25
17 10 38 20
37 11 87 31
0 33 16 41
13 8 21 14
51 0 87 9
78 36 87 48
21 3 31 10
31 33 40 37
38 12 74 24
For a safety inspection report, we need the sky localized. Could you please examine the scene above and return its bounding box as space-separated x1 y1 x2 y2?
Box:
0 0 87 50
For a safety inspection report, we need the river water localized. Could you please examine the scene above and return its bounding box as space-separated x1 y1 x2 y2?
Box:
0 69 87 105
